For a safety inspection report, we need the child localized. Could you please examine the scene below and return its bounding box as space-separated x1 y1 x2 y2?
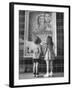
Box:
32 36 41 77
44 36 55 77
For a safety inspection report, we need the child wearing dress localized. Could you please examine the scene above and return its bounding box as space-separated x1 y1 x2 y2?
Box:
44 36 55 77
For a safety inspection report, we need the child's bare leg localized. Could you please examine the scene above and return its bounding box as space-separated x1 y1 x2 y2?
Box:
36 62 39 77
49 60 53 76
47 60 49 74
44 60 49 77
33 62 36 76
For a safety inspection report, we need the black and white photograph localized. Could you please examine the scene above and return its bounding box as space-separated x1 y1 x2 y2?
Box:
19 10 64 79
9 2 70 87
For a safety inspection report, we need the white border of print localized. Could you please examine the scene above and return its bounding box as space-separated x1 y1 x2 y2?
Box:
14 5 69 86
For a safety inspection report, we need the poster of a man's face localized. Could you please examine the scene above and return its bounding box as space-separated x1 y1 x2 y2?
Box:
44 13 52 23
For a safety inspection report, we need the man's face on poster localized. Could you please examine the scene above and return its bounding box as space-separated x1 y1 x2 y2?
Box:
45 13 51 23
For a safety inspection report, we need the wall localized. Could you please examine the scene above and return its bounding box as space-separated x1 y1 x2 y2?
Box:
56 13 64 57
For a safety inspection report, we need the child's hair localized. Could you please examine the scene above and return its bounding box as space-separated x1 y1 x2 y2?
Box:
34 36 41 44
47 36 53 46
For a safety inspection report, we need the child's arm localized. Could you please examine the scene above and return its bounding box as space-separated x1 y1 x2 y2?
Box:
39 45 41 55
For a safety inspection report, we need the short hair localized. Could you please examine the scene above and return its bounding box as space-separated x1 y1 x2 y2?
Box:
44 12 52 23
34 36 41 44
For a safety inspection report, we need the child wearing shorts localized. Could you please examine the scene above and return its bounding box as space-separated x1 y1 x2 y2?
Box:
32 36 41 77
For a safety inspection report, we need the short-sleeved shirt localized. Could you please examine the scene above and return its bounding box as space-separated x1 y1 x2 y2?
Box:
32 43 41 59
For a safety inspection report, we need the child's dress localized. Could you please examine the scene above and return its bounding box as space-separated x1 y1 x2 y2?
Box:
44 46 55 61
44 48 50 61
44 45 55 77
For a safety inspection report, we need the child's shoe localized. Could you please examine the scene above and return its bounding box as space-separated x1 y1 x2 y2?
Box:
49 72 53 77
43 73 49 77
